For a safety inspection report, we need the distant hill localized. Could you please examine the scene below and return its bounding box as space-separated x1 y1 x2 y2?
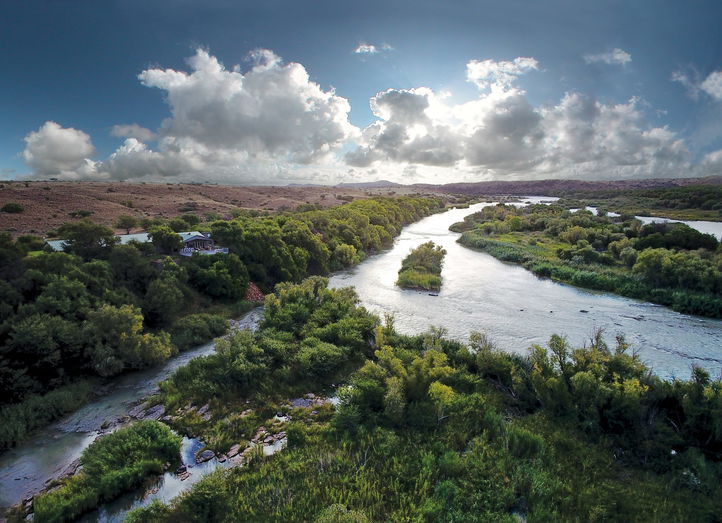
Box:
336 180 402 188
412 176 722 196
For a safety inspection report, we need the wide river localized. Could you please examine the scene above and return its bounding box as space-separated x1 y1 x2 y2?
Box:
2 201 721 514
329 201 722 381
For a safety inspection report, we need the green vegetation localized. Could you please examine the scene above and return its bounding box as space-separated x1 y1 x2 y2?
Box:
115 214 139 234
0 196 442 450
396 241 446 291
32 420 181 522
556 184 722 221
1 202 24 213
453 203 722 318
122 279 722 521
0 381 94 452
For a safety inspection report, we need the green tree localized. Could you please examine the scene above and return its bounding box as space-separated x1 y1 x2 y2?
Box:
56 219 117 260
115 215 139 234
148 225 182 254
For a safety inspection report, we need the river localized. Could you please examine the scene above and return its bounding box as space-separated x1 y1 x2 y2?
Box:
328 201 722 381
0 308 264 513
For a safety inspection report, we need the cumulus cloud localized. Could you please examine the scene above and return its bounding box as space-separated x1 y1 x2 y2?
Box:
583 48 632 66
110 124 156 142
22 121 102 179
347 56 691 180
466 57 538 91
24 49 358 183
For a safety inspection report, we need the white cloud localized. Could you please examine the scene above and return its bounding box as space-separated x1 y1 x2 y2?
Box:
22 121 102 179
583 48 632 66
110 124 156 142
24 49 358 183
466 57 538 91
354 44 377 54
347 57 690 180
700 71 722 100
702 149 722 174
137 48 356 165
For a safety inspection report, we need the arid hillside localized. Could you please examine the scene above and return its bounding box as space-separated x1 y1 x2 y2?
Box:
0 182 377 237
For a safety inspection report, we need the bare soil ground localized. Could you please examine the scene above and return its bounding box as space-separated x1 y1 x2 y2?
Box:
0 181 439 237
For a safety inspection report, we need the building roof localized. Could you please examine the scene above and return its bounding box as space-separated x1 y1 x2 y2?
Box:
45 230 210 251
178 231 210 243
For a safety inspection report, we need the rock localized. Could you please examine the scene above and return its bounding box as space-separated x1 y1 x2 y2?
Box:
201 411 212 422
580 309 589 313
228 444 242 457
161 415 173 422
305 393 316 399
179 471 191 481
128 403 147 419
100 420 111 430
144 404 166 420
263 436 274 443
176 464 187 474
197 403 210 415
218 455 227 463
310 410 318 416
196 449 215 464
289 398 312 408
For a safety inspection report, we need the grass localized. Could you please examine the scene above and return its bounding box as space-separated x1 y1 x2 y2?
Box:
0 381 95 452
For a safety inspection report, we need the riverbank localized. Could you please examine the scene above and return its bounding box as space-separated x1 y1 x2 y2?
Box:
329 202 722 379
453 203 722 319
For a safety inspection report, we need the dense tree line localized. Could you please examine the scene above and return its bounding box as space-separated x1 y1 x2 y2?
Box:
120 279 722 521
454 203 722 317
0 196 442 450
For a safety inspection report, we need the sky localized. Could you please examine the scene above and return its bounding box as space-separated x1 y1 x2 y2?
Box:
2 0 722 185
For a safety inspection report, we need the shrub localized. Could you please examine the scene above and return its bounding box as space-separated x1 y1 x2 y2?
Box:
1 202 24 213
170 313 229 351
33 421 181 522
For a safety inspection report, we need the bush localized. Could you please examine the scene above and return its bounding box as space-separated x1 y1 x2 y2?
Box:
1 202 24 213
170 313 229 351
33 421 181 522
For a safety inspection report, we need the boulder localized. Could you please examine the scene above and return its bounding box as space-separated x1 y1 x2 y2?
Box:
196 449 215 463
227 444 242 457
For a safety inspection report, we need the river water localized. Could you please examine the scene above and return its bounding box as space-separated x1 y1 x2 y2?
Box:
0 308 264 513
329 201 722 381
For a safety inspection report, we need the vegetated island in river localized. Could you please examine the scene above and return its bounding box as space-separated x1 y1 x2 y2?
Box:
396 241 447 291
451 202 722 318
